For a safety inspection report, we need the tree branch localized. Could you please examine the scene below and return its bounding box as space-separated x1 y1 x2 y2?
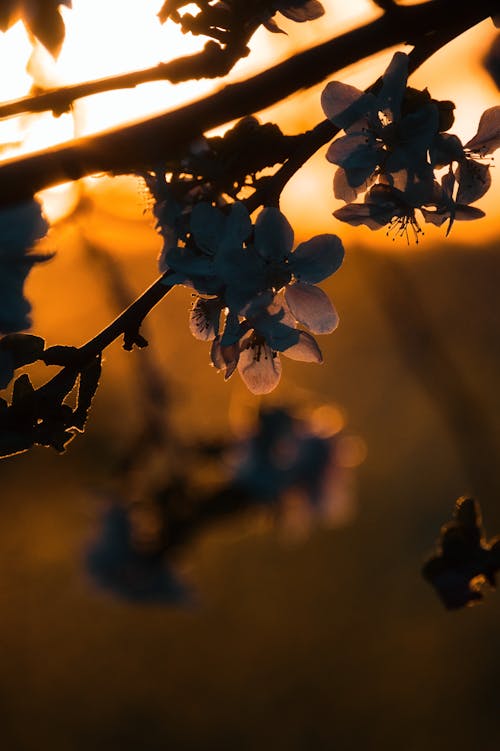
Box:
37 272 174 404
0 37 255 120
0 0 493 206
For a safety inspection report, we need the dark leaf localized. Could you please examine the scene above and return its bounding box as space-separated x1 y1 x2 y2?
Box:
423 497 500 609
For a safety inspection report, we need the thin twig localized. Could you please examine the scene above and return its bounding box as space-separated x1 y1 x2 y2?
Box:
36 272 174 403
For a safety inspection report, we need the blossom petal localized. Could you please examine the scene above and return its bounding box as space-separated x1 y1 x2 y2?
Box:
254 207 294 262
210 337 240 380
453 205 486 221
189 202 224 253
285 283 339 334
327 137 381 187
377 51 408 117
333 167 373 201
281 1 325 22
321 81 376 130
456 160 491 204
189 297 222 341
290 234 344 283
464 106 500 155
223 202 252 247
430 133 464 168
164 244 214 277
238 341 282 394
282 331 323 363
333 202 387 229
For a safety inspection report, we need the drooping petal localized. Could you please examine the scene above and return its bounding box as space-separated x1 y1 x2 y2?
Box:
238 340 282 394
453 205 486 221
254 207 294 262
464 106 500 155
189 202 224 253
456 159 491 204
333 202 387 230
282 331 323 363
188 296 222 341
321 81 376 130
285 282 339 334
290 234 344 284
210 337 240 380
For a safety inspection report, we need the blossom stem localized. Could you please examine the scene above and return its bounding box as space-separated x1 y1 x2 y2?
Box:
0 0 494 206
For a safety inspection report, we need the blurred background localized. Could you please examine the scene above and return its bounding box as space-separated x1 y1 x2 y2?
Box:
1 2 500 749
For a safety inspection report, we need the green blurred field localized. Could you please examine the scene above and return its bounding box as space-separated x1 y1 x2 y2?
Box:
1 212 500 750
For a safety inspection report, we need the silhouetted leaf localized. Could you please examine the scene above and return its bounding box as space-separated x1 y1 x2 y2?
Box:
423 497 500 609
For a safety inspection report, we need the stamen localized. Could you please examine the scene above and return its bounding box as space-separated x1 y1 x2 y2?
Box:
386 210 423 245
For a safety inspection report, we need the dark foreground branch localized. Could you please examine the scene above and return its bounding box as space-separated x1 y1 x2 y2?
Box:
0 0 493 206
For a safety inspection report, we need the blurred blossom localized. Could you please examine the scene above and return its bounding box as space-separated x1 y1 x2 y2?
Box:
85 500 188 604
0 199 50 336
229 405 364 532
484 33 500 90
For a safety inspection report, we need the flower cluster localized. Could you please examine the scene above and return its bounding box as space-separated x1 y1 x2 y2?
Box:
159 201 344 394
321 52 500 241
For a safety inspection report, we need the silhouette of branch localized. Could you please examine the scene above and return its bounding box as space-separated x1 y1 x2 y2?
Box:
0 0 493 206
0 36 256 120
36 271 174 404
